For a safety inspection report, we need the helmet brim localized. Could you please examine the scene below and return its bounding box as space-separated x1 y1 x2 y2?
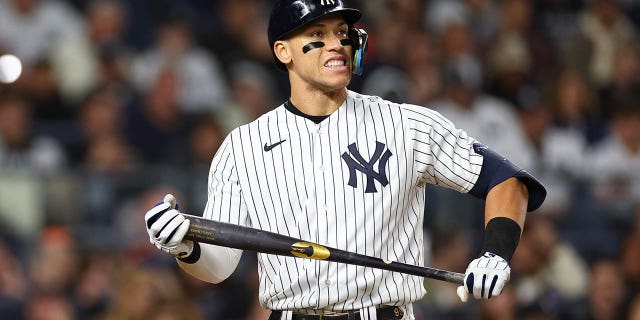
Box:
276 8 362 41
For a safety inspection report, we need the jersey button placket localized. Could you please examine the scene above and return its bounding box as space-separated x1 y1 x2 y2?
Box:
314 135 326 204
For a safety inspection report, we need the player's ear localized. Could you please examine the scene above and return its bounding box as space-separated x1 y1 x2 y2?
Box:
274 40 293 65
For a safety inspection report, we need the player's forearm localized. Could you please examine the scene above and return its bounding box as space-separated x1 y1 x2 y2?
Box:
484 177 528 228
177 243 242 284
480 177 528 262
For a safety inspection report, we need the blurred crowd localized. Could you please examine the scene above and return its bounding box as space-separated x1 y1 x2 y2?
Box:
0 0 639 319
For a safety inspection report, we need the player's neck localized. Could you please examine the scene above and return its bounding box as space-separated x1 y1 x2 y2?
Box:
289 73 347 116
289 85 347 116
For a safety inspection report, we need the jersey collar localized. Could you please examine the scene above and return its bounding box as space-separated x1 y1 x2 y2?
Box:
284 100 330 124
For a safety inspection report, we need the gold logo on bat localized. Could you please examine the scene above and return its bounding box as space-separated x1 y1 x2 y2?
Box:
290 242 331 260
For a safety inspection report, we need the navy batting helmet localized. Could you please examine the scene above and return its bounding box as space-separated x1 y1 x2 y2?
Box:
268 0 363 71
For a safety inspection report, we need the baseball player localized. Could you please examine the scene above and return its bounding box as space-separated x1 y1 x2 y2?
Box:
144 1 547 319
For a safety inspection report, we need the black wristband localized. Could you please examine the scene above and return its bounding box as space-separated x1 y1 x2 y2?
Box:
481 217 522 263
177 242 201 264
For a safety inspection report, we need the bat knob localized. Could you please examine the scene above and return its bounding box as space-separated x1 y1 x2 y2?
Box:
457 286 469 302
164 194 177 208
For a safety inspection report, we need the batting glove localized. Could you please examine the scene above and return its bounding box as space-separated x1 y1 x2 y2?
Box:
457 252 511 302
145 194 194 258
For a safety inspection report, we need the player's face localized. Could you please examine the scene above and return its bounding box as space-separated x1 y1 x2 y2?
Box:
285 15 353 92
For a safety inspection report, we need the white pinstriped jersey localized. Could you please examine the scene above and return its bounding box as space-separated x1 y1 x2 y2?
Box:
203 90 483 312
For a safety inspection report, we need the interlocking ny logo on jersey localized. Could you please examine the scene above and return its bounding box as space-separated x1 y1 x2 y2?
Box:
341 141 392 193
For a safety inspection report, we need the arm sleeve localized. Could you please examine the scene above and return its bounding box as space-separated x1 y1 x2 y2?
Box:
177 131 250 283
177 244 242 284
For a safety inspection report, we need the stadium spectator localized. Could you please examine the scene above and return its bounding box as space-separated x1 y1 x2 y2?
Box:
51 0 131 104
510 214 588 318
571 259 628 320
564 0 638 88
0 239 26 319
130 14 230 114
0 0 83 65
0 92 66 173
588 95 640 226
215 60 278 133
125 68 190 165
548 68 607 145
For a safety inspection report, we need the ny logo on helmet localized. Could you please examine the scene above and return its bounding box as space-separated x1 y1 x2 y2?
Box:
321 0 336 5
341 141 392 193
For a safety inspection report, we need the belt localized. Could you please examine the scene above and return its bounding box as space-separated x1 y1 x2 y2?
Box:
269 306 404 320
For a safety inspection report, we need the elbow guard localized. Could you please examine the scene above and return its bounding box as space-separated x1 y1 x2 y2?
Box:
468 143 547 212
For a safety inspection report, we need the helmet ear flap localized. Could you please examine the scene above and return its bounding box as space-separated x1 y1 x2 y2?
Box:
349 28 368 75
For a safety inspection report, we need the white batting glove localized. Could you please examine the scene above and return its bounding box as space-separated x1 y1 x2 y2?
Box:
144 194 194 258
457 252 511 302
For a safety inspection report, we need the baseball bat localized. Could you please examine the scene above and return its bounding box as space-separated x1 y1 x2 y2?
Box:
182 214 464 285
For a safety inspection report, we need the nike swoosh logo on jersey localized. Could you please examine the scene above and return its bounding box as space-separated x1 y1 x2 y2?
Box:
263 140 287 152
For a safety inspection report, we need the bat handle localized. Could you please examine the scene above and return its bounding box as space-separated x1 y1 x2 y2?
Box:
447 272 465 285
424 268 464 284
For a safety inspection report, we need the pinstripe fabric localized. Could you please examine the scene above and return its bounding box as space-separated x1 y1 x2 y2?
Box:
203 90 483 313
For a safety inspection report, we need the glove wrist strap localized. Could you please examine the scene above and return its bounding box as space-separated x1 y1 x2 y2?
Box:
177 241 201 264
481 217 521 262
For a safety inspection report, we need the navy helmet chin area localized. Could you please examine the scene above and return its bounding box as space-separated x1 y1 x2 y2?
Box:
268 0 362 71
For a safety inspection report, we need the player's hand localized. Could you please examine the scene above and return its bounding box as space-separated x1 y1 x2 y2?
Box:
144 194 193 258
457 252 511 302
